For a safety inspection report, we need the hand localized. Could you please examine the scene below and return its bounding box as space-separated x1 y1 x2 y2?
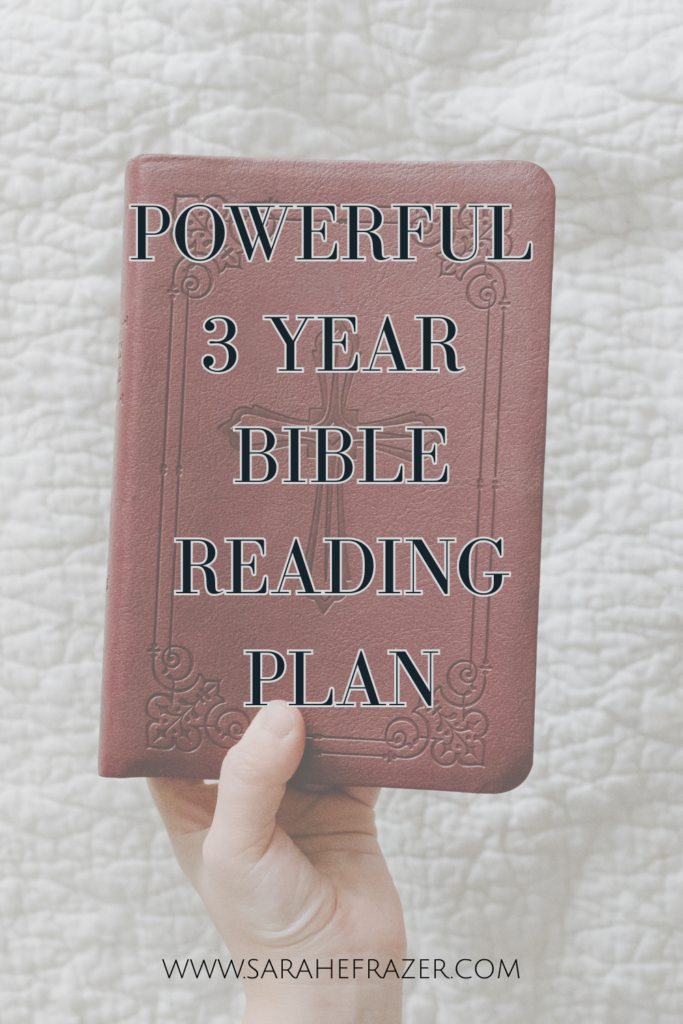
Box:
149 701 406 1024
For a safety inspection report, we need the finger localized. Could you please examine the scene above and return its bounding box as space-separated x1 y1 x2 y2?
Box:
288 783 381 808
148 777 218 878
340 786 381 808
148 778 217 835
203 701 306 871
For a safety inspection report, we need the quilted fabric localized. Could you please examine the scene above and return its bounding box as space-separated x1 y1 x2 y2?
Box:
1 1 681 1022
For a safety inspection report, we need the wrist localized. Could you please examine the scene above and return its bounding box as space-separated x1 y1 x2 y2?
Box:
243 977 402 1024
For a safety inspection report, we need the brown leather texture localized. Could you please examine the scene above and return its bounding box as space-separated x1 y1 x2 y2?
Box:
100 155 555 790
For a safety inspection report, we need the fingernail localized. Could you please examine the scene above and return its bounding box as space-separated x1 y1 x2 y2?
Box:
258 701 296 738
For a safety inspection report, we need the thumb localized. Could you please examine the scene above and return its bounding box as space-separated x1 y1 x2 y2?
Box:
203 701 306 871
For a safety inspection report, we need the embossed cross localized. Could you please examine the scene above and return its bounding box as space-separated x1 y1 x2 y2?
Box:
219 329 434 612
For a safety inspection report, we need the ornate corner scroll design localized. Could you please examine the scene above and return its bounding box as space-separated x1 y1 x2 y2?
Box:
172 195 244 271
146 645 250 752
381 660 488 768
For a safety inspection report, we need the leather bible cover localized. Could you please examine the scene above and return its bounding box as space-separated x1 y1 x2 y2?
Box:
100 155 554 791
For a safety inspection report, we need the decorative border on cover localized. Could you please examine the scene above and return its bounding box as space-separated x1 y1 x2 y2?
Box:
146 202 509 768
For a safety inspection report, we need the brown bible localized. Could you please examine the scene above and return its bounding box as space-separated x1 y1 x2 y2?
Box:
100 156 554 791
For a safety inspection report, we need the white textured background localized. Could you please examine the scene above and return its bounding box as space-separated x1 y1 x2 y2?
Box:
1 1 682 1021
